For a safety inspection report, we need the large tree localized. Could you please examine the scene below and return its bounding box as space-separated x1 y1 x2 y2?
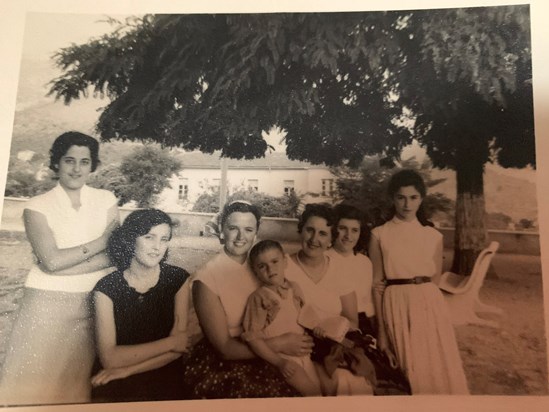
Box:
49 6 534 274
392 7 534 272
88 145 182 207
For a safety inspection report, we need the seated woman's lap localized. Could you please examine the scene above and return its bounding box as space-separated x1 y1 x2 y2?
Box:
182 339 300 399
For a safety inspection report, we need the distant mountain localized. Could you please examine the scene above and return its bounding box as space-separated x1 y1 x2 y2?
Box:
8 57 135 165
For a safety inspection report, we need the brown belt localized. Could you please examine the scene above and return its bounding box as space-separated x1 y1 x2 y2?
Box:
385 276 431 286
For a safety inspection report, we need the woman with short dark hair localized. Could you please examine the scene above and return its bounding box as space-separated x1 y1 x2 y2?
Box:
0 132 119 405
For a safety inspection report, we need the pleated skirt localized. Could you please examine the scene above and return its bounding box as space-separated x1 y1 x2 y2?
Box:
0 288 94 406
383 282 469 394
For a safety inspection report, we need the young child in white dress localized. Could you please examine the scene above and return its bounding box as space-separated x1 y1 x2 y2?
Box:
242 240 322 396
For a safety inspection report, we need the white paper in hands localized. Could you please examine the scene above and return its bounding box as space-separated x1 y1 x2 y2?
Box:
297 304 350 343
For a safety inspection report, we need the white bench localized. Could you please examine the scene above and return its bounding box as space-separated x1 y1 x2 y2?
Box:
438 241 503 328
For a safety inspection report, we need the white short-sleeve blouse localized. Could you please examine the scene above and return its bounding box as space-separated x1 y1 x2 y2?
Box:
24 184 117 292
326 249 374 316
193 251 260 338
371 217 442 279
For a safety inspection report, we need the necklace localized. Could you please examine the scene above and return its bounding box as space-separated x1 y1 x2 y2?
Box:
295 251 328 284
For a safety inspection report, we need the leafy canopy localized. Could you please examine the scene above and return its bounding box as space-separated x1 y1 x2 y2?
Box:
49 7 533 172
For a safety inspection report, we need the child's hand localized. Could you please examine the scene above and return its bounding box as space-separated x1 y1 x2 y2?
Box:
91 367 129 387
313 326 327 339
278 358 299 379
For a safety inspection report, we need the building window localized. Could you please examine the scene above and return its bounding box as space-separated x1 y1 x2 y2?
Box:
321 179 334 197
248 179 259 191
178 178 189 200
283 180 295 195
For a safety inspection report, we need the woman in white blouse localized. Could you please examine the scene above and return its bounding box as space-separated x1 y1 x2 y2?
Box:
0 132 119 405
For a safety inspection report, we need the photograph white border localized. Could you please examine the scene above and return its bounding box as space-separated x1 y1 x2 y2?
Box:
0 0 548 411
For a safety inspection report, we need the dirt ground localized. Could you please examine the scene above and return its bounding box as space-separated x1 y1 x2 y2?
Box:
0 234 547 396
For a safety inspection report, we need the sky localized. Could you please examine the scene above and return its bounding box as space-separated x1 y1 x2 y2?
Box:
22 13 134 60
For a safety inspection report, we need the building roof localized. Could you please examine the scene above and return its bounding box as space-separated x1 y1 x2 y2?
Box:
177 150 328 170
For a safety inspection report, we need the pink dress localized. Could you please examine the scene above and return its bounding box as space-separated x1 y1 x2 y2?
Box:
371 217 468 394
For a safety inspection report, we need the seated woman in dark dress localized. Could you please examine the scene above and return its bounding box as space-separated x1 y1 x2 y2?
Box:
91 209 190 403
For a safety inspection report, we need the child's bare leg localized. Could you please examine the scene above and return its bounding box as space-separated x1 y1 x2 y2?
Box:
313 362 337 396
286 365 322 397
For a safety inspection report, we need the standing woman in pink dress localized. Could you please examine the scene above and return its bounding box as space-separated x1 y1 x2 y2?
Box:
0 132 119 405
369 169 468 394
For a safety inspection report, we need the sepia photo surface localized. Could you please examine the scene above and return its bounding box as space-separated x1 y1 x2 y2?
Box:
0 0 548 411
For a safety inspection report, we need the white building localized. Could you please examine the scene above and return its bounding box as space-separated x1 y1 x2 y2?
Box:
156 151 337 212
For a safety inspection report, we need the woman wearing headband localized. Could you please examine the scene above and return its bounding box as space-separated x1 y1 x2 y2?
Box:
182 201 313 399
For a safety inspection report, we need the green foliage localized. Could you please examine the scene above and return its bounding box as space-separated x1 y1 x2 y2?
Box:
516 218 536 231
47 13 408 166
4 158 56 198
333 157 454 227
395 7 534 172
48 8 533 171
115 145 182 208
191 189 222 214
4 170 56 198
87 163 129 206
192 188 301 218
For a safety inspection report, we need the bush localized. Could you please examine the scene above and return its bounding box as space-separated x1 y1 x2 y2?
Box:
515 218 536 231
192 188 301 218
486 212 513 230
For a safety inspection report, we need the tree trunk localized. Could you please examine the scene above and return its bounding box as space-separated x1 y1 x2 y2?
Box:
450 159 488 275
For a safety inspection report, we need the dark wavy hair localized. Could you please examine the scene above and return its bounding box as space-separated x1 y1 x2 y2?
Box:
333 204 370 254
297 203 337 233
248 239 285 270
220 200 262 230
108 209 175 271
387 169 433 227
49 131 100 173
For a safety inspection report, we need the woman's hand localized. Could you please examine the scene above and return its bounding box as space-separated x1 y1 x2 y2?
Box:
372 280 386 296
169 329 189 353
277 358 299 380
377 332 398 368
277 332 314 357
91 367 130 387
